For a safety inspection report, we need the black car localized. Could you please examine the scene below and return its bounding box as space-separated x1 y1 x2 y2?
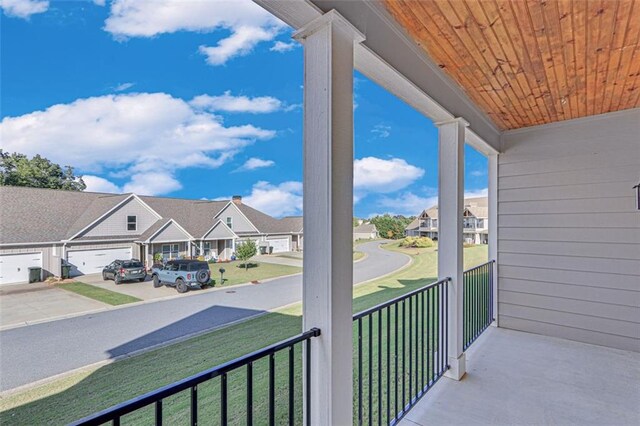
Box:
102 259 147 284
151 260 211 293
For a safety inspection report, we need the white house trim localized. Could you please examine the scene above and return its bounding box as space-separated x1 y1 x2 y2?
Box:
142 219 194 243
201 219 239 240
67 194 162 241
214 202 261 234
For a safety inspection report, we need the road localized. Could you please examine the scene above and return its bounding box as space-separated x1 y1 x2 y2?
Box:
0 241 409 392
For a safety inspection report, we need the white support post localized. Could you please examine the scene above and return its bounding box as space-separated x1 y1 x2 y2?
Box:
488 153 499 326
436 117 467 381
294 10 364 426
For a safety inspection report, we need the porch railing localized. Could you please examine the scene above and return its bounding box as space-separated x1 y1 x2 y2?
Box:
353 278 450 426
70 328 321 426
463 260 495 350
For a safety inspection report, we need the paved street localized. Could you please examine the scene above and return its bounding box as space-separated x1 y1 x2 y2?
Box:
0 241 409 392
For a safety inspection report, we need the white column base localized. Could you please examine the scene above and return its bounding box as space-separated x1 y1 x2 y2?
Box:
445 352 466 381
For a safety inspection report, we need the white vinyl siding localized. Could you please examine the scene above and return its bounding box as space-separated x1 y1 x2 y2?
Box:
149 222 190 242
215 204 257 234
498 110 640 352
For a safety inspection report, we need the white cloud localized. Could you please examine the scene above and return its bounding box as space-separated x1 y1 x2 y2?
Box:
199 25 278 65
236 157 275 172
93 0 106 6
104 0 285 65
114 82 135 92
122 172 182 196
0 0 48 19
270 40 297 53
378 192 438 217
354 157 424 195
376 187 489 217
0 92 275 196
465 188 488 198
371 124 391 138
244 181 302 217
83 175 121 194
191 91 282 114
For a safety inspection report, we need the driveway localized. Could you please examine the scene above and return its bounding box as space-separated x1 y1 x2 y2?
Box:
0 241 409 392
0 282 108 329
80 274 178 300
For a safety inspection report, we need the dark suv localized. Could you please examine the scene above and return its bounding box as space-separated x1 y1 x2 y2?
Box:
102 259 146 284
151 260 211 293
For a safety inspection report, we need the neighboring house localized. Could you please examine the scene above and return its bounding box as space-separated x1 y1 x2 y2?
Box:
353 223 378 240
405 197 488 244
0 188 301 284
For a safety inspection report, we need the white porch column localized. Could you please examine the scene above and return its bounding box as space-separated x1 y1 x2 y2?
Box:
488 153 499 326
436 117 467 381
293 10 364 426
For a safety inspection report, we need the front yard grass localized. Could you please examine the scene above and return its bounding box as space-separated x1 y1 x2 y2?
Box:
1 244 489 425
207 261 300 287
55 282 141 306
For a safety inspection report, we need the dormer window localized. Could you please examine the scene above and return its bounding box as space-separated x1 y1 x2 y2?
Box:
226 217 233 229
127 215 137 231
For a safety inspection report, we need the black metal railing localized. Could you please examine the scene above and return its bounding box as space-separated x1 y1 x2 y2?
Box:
353 278 450 426
463 260 494 350
71 328 321 426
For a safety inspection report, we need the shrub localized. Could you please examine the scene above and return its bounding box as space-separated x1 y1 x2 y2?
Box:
401 236 434 248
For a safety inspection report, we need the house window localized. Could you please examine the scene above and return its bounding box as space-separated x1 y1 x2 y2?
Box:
161 244 179 260
127 215 137 231
203 242 211 255
226 217 233 229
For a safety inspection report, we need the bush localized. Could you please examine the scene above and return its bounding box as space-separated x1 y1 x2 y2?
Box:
400 236 434 248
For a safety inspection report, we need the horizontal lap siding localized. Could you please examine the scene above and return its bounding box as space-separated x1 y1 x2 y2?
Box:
498 110 640 352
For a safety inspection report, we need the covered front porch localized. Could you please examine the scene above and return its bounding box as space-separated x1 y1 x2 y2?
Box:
400 326 639 426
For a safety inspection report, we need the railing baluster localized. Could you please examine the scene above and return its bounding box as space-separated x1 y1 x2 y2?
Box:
426 286 430 387
421 291 425 393
269 353 275 426
289 345 295 426
113 418 120 426
408 296 412 405
358 317 363 426
246 364 252 426
368 315 373 426
386 306 391 426
191 385 197 426
378 311 382 426
394 302 398 420
306 337 311 426
221 373 228 426
415 293 419 398
445 280 449 367
155 400 162 426
401 299 406 413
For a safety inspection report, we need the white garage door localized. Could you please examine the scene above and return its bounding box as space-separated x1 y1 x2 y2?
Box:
268 238 290 253
67 247 132 276
0 252 43 285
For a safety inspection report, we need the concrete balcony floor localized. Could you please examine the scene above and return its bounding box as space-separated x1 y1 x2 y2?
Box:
400 326 640 425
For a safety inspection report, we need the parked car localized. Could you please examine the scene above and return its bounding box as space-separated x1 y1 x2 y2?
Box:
102 259 146 284
151 260 211 293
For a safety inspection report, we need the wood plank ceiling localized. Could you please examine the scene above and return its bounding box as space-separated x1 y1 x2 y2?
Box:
383 0 640 130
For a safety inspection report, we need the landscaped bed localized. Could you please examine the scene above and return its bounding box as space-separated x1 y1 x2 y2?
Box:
55 282 142 306
0 244 488 425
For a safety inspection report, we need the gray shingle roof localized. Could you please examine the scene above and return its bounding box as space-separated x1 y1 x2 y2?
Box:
0 186 301 245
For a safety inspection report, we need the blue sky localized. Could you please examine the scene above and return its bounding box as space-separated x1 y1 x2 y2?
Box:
0 0 487 218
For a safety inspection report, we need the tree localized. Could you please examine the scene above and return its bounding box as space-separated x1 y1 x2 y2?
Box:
0 151 86 191
236 240 258 270
369 214 414 239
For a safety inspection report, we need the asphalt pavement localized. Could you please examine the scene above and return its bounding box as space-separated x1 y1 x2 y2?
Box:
0 240 409 392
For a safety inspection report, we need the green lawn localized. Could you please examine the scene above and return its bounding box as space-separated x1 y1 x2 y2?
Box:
207 260 301 287
55 282 142 306
1 244 489 425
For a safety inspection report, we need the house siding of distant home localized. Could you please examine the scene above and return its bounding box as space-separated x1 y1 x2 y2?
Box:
353 224 378 240
0 187 303 284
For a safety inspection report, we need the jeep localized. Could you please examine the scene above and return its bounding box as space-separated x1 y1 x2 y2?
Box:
151 260 211 293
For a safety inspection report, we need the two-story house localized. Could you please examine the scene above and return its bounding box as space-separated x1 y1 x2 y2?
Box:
405 196 488 244
0 187 303 284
